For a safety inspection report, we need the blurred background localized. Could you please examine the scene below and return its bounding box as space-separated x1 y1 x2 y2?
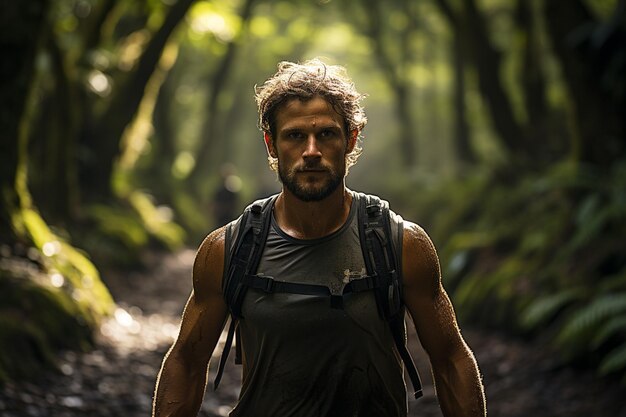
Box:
1 0 625 415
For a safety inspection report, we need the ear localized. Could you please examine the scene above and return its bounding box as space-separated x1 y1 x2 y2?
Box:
347 130 358 153
264 132 277 158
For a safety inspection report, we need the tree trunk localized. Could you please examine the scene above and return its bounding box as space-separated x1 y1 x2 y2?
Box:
31 29 81 222
514 0 566 167
361 0 417 168
188 0 257 190
544 0 626 167
0 0 50 243
451 31 475 166
143 72 179 204
79 0 195 203
432 0 475 166
81 0 118 53
463 0 525 158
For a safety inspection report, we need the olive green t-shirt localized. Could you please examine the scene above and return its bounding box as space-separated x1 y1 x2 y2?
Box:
227 192 408 417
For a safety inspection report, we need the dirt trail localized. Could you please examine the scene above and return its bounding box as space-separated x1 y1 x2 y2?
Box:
1 249 624 416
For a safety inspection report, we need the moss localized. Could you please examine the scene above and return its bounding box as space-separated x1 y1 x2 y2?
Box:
0 262 96 382
0 315 58 381
20 207 115 323
0 208 114 382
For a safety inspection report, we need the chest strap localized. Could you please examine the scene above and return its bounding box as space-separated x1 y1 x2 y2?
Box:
241 272 387 309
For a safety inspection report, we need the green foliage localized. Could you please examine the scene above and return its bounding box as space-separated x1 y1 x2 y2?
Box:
88 204 150 249
0 257 97 382
521 289 584 329
407 159 626 380
83 190 185 266
557 294 626 350
0 203 116 382
128 190 186 250
21 207 114 322
0 316 56 382
593 315 626 350
600 344 626 377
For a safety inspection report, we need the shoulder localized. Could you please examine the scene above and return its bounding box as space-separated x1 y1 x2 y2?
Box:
402 221 435 252
192 226 228 301
401 221 442 295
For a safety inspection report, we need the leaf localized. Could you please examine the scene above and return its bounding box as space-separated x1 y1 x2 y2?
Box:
599 343 626 376
521 290 582 330
557 293 626 347
576 194 601 226
592 315 626 350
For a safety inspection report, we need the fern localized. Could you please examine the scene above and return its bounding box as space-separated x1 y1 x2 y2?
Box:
599 343 626 376
592 315 626 350
521 290 583 330
557 293 626 348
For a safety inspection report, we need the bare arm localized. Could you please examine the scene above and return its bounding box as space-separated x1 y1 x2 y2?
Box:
152 227 230 417
402 222 486 417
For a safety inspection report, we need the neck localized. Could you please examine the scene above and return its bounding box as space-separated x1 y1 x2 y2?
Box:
274 184 352 240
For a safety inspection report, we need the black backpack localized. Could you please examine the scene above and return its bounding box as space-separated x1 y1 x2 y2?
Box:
213 192 423 399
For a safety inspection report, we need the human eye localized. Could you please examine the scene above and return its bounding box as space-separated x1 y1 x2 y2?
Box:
286 131 304 140
319 129 337 139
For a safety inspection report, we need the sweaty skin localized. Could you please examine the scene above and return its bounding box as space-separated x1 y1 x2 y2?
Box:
402 222 486 416
152 228 228 417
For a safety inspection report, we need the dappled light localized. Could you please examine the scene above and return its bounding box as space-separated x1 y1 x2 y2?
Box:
1 0 625 415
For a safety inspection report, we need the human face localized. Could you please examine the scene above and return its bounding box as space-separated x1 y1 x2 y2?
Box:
266 96 356 202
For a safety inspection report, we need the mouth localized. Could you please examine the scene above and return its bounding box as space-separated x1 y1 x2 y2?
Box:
297 166 328 173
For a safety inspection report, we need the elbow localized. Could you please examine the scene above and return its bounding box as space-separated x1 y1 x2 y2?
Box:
430 337 475 368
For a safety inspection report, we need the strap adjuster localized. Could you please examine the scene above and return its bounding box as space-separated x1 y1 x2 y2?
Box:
366 204 381 217
261 277 274 293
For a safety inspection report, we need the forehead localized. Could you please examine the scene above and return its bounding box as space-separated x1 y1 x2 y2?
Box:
275 96 343 131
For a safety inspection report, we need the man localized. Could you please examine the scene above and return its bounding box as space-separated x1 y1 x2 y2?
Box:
153 59 486 417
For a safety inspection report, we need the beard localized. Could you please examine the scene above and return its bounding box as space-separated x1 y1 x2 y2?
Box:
278 159 345 202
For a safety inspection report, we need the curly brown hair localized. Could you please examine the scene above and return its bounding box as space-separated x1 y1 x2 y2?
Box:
255 58 367 172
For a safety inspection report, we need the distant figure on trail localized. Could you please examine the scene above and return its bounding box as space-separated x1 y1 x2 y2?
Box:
211 163 242 227
153 59 486 417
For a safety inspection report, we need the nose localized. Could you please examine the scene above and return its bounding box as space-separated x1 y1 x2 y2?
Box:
302 134 322 159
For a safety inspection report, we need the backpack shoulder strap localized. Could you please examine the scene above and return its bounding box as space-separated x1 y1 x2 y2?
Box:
214 193 277 390
223 194 277 316
356 192 423 399
357 193 401 317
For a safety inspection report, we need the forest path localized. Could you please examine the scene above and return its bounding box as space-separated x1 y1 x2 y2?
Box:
1 249 625 416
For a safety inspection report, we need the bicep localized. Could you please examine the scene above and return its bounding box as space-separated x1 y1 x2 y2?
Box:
402 222 465 363
170 228 229 364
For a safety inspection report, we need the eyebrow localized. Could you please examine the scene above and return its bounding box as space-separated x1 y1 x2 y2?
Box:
280 123 342 133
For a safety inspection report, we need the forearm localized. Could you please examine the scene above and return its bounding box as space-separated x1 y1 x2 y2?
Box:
432 347 486 417
152 349 209 417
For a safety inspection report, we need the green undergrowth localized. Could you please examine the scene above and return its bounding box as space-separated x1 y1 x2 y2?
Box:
80 189 186 267
0 261 92 381
406 159 626 382
0 208 116 382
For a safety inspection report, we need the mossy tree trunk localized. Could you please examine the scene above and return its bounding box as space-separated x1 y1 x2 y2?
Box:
78 0 196 204
0 0 50 244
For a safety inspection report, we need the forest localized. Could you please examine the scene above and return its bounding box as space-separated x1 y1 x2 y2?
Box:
1 0 625 415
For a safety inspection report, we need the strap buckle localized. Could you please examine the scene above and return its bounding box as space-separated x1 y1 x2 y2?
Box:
261 277 274 293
